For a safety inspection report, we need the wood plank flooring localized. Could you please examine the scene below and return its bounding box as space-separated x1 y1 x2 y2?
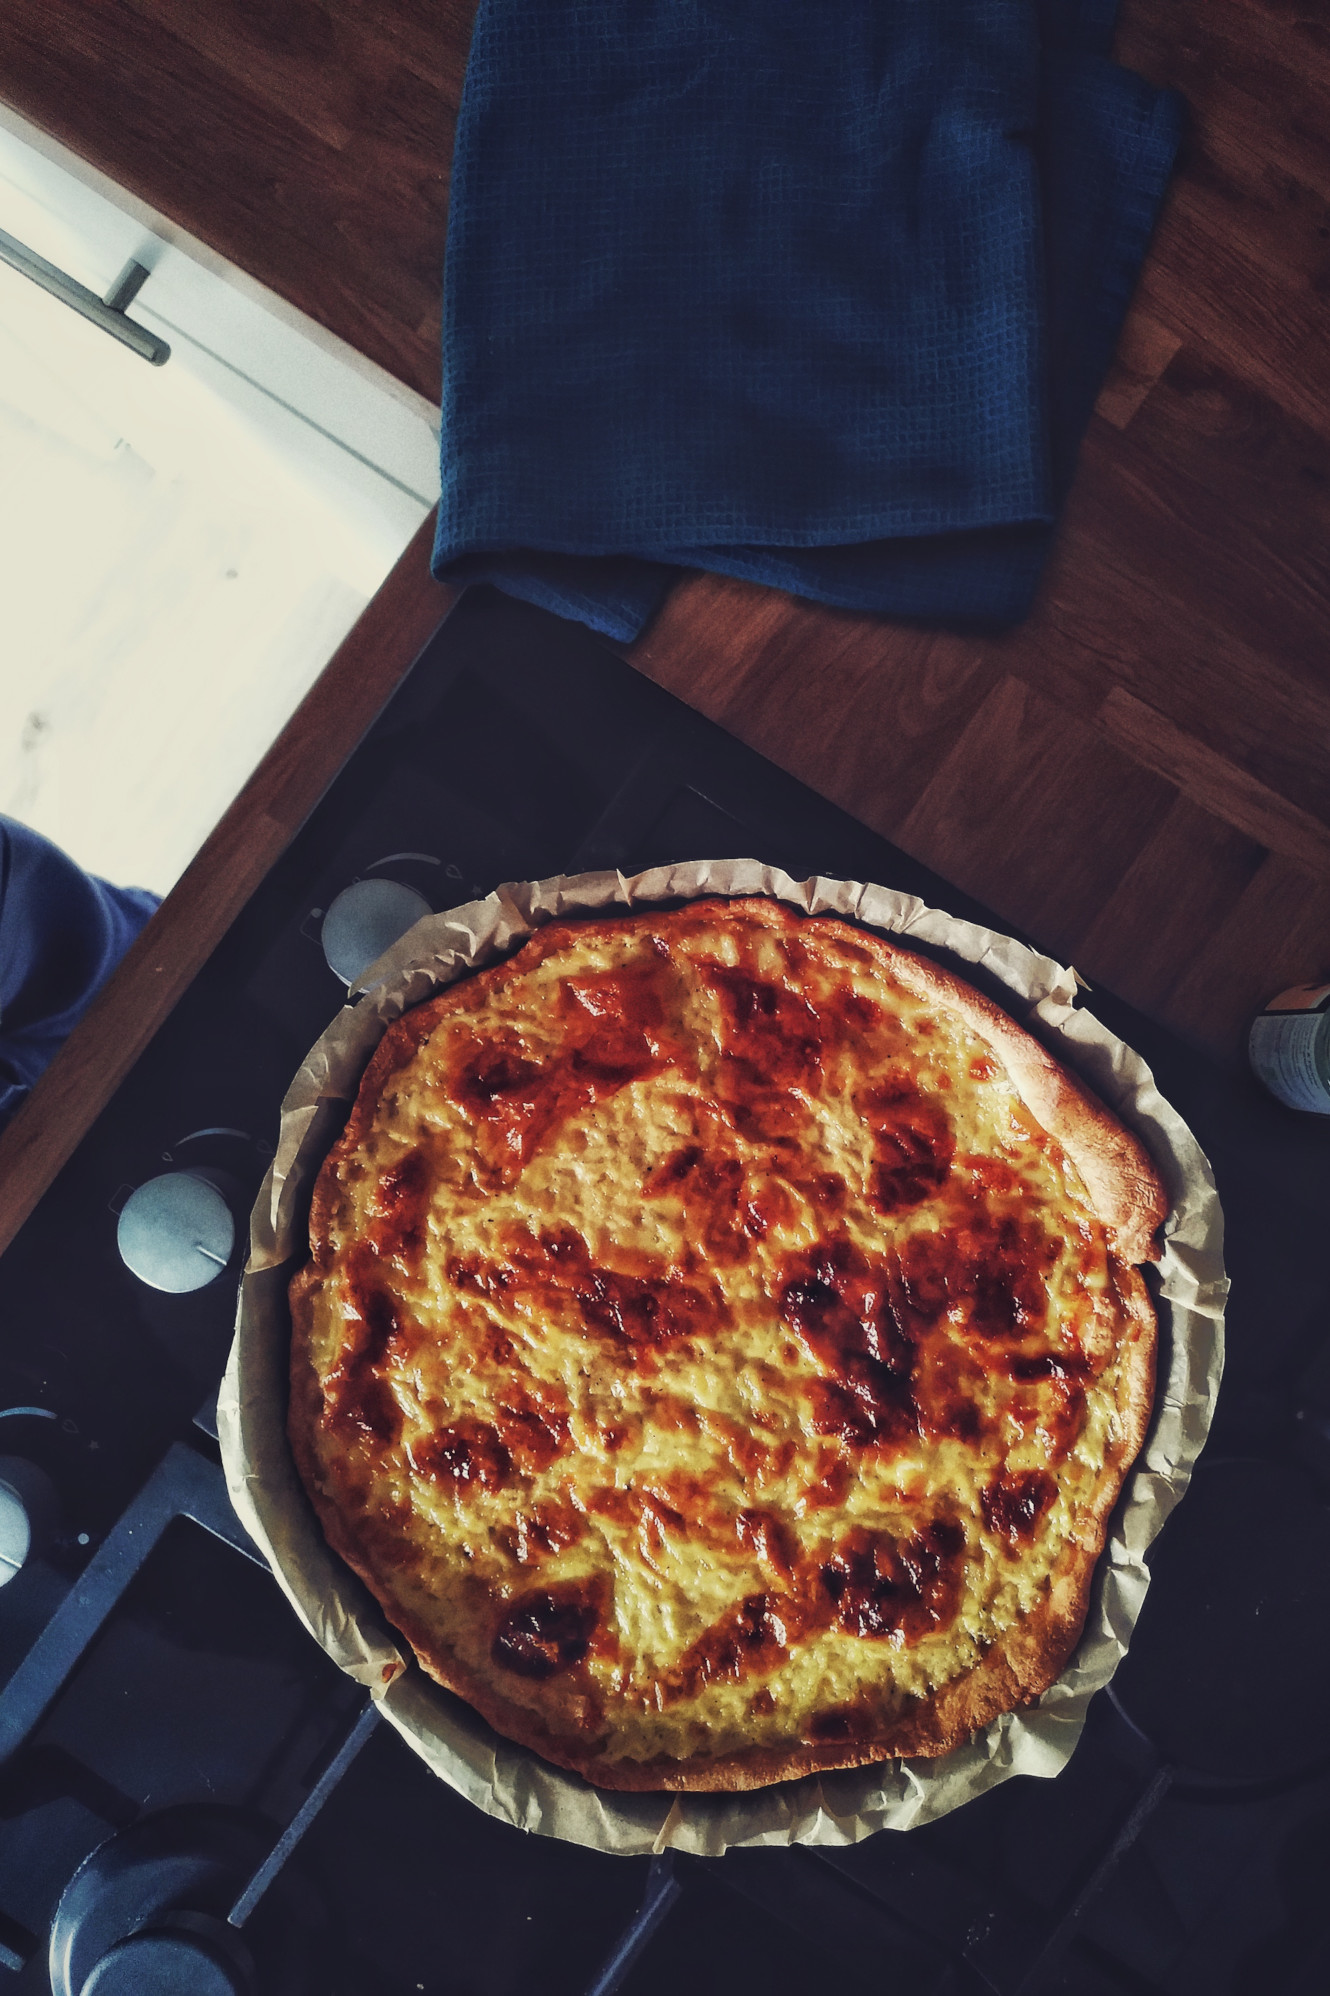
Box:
0 0 1326 1088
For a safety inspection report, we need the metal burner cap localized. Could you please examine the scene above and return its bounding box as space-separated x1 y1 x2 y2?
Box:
0 1478 31 1584
116 1175 236 1294
80 1929 246 1996
0 1457 56 1586
320 878 432 986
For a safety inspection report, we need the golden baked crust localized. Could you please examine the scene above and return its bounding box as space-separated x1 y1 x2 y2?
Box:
288 899 1165 1790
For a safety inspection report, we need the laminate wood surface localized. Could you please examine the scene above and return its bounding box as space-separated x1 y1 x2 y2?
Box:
626 3 1330 1062
0 0 473 399
0 0 1327 1243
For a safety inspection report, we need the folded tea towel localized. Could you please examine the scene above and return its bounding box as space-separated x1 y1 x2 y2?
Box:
432 0 1183 640
0 817 158 1128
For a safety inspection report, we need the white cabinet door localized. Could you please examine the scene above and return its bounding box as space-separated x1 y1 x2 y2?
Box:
0 104 440 895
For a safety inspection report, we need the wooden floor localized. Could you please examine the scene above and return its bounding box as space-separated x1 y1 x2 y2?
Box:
1 0 1327 1115
626 0 1330 1062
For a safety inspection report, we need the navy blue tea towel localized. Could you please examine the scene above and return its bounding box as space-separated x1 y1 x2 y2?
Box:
0 817 158 1128
432 0 1183 640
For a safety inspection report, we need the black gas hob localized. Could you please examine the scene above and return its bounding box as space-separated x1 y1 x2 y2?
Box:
1 587 1329 1996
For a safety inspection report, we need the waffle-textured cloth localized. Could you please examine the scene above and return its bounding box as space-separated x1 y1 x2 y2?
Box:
0 818 158 1128
432 0 1183 640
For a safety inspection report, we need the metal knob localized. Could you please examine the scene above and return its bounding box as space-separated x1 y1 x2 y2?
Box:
116 1174 236 1295
320 878 431 986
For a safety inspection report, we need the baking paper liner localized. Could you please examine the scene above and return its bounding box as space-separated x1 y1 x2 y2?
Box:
218 861 1226 1855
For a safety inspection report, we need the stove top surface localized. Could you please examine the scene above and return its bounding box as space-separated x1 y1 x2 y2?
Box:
2 588 1328 1996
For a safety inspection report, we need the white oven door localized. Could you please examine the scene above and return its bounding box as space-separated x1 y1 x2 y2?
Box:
0 105 439 896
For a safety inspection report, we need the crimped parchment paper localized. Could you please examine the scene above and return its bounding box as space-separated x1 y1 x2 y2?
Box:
217 860 1226 1856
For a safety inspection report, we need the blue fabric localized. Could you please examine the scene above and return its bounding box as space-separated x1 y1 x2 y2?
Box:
0 818 159 1128
432 0 1183 641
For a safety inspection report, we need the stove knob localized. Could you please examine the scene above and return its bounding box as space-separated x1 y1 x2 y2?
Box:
320 878 432 986
116 1174 236 1294
0 1457 58 1587
80 1928 249 1996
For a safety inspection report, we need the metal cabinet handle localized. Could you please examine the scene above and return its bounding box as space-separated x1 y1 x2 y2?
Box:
0 227 170 365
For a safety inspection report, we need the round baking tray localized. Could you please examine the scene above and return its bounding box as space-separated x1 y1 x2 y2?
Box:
218 860 1226 1856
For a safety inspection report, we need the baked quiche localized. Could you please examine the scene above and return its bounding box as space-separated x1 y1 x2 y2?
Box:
288 898 1165 1790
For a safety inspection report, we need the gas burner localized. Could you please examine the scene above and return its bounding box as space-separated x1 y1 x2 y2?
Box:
77 1924 250 1996
113 1130 269 1295
48 1806 314 1996
1110 1454 1330 1785
0 1453 57 1588
116 1175 234 1295
320 878 431 984
318 852 439 986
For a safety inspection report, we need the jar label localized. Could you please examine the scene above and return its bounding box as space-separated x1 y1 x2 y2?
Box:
1264 983 1330 1015
1248 1012 1330 1114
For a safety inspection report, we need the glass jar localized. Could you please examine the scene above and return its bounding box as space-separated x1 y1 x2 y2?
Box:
1248 984 1330 1114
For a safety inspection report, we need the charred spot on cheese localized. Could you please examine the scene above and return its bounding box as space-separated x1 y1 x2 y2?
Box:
1007 1349 1091 1385
452 965 682 1185
646 1143 705 1191
892 1204 1060 1345
453 1225 723 1355
1035 1378 1089 1460
982 1470 1057 1549
810 1704 874 1742
736 1508 799 1582
457 1043 543 1109
963 1153 1021 1196
711 1065 813 1144
366 1147 434 1261
806 1171 850 1213
330 1368 400 1446
410 1419 511 1488
702 1410 797 1485
537 1227 720 1351
643 1145 768 1263
497 1504 585 1565
858 1073 956 1215
800 1450 855 1510
492 1386 571 1474
779 1240 919 1450
562 966 676 1073
665 1591 794 1702
965 1215 1060 1340
648 1470 729 1537
820 1518 966 1643
702 962 824 1076
492 1586 600 1679
409 1385 569 1489
583 1484 639 1528
325 1255 410 1444
452 1039 551 1182
931 1395 983 1442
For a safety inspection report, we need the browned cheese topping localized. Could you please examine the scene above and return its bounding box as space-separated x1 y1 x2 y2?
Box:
291 901 1160 1781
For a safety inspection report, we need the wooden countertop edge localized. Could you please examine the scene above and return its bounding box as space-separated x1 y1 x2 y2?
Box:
0 517 457 1255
